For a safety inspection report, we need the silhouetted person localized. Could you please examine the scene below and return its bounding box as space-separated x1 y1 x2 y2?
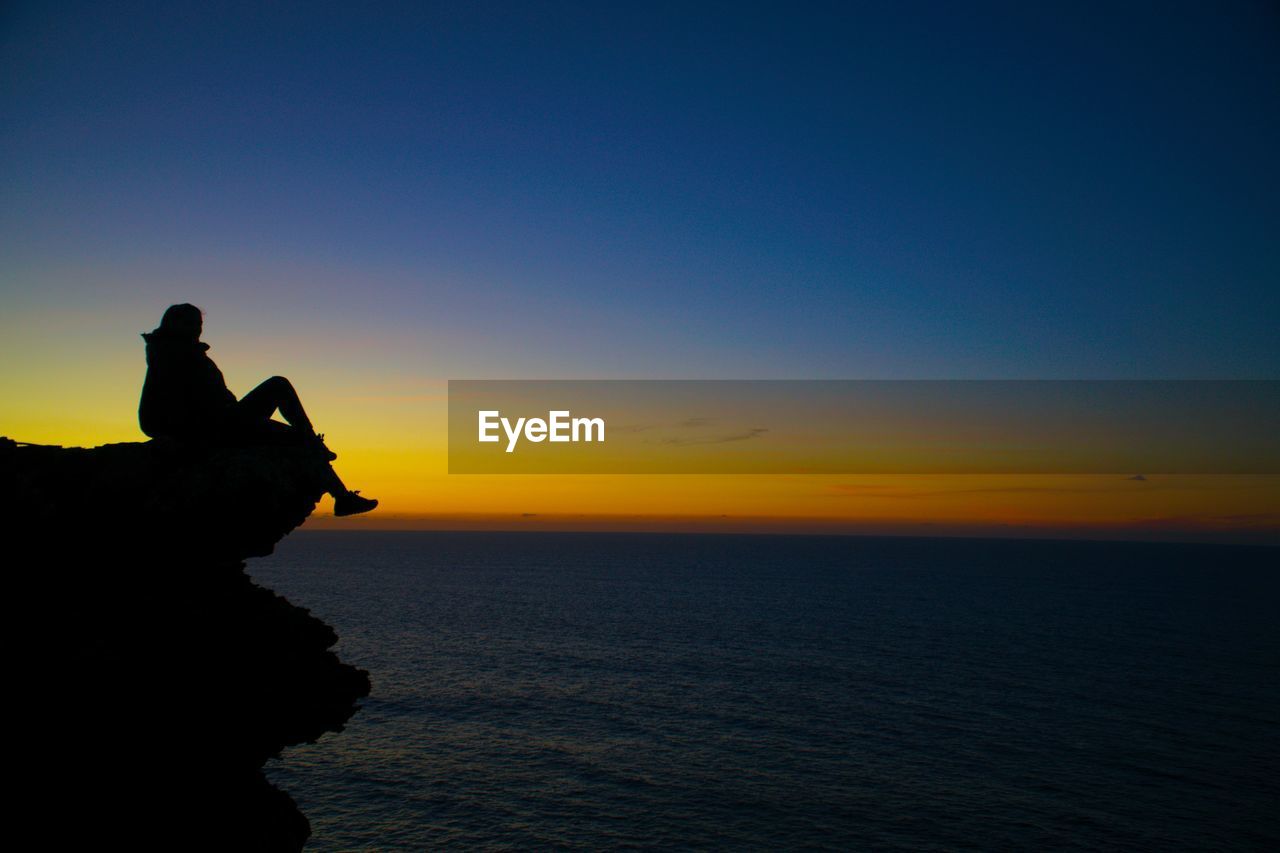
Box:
139 303 378 516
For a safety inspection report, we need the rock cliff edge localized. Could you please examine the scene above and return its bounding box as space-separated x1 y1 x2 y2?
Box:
2 436 370 850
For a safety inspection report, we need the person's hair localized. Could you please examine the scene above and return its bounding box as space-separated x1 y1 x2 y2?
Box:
154 303 204 337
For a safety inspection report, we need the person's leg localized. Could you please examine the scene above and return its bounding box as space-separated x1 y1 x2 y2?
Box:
323 463 348 496
324 461 378 515
237 376 315 436
283 442 377 515
235 377 375 514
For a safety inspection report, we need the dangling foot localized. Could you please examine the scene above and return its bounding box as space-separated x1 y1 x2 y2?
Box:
334 489 378 517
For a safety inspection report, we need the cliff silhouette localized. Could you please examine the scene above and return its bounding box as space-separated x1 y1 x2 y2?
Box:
2 435 370 850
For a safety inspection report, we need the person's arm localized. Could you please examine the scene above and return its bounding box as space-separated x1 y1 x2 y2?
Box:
193 349 237 412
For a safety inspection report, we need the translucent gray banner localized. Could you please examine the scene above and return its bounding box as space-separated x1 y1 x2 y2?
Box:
447 380 1280 474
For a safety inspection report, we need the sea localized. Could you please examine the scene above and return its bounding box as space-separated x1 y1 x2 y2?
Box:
246 531 1279 851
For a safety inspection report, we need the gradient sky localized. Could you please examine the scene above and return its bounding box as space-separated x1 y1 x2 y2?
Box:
3 2 1278 539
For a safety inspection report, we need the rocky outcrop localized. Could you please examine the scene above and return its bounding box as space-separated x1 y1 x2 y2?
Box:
2 436 370 850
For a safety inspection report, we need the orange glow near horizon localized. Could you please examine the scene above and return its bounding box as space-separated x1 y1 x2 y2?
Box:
1 321 1276 544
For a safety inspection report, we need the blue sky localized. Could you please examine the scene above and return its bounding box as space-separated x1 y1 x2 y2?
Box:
3 0 1278 380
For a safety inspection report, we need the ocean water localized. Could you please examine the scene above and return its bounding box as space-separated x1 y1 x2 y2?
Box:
247 532 1279 850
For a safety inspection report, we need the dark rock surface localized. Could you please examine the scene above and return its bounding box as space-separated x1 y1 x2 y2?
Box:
2 436 370 850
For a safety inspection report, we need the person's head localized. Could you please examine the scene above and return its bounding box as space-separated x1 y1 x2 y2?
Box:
156 303 204 340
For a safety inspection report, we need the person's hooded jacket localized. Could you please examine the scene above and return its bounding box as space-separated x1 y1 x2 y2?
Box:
138 330 237 439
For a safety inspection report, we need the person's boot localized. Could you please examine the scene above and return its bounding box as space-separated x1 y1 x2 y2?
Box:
334 489 378 517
